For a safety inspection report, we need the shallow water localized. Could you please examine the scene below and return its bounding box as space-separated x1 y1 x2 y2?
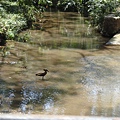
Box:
0 12 120 117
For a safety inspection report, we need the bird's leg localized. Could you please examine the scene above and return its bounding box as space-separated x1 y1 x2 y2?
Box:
42 76 44 80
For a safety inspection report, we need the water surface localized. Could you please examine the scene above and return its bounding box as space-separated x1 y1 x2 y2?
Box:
0 12 120 117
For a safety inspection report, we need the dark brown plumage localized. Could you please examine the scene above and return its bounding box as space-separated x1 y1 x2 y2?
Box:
36 69 49 80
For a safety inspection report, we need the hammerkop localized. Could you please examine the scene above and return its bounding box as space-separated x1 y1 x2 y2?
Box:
36 69 49 80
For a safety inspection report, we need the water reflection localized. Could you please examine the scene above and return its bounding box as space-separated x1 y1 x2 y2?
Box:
87 85 120 117
0 85 15 113
23 12 107 50
79 55 120 117
16 82 67 114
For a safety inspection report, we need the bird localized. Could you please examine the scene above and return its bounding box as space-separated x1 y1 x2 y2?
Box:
36 69 49 80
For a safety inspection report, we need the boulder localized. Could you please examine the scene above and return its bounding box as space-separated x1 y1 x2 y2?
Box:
106 33 120 45
102 14 120 37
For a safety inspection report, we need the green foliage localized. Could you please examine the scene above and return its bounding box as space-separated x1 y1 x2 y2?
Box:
0 13 27 39
17 33 30 42
17 0 38 26
0 0 53 41
0 0 27 40
17 0 52 27
57 0 82 12
87 0 120 27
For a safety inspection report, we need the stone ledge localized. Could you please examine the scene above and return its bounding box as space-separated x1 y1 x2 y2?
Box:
0 114 119 120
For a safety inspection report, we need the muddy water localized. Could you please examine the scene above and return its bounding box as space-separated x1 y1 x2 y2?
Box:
0 12 120 117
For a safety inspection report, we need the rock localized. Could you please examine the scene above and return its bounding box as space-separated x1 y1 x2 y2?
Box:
0 34 6 46
102 14 120 37
106 33 120 45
